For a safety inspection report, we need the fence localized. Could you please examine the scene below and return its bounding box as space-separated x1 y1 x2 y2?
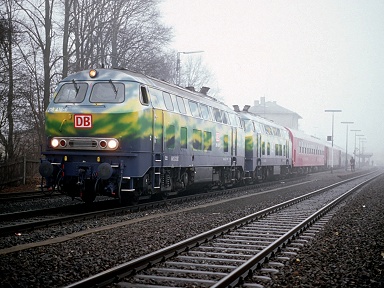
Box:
0 157 40 189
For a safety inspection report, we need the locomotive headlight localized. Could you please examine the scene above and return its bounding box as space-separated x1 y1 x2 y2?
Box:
89 69 97 78
108 139 118 149
51 138 59 148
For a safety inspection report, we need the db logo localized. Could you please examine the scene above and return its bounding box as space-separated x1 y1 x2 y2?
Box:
74 114 92 128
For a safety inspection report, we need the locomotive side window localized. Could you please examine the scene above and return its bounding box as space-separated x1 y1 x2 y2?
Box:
166 125 175 149
200 104 211 120
212 108 222 122
55 83 88 103
193 129 202 150
204 131 212 151
90 82 124 103
223 135 229 152
163 92 174 111
176 96 187 114
140 86 149 105
189 101 201 118
148 88 166 109
222 111 229 124
180 127 187 149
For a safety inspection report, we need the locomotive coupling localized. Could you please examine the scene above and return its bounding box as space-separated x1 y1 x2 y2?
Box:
39 161 54 177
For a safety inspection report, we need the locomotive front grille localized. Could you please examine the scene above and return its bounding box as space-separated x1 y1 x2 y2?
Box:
68 139 98 148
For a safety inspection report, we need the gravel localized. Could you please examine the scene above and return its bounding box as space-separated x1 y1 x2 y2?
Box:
0 169 383 288
268 171 384 288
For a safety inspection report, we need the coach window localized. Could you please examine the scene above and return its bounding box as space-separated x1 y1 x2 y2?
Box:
166 125 175 149
262 141 265 155
223 135 229 152
204 131 212 151
275 144 279 156
140 86 149 105
176 96 187 114
180 127 187 149
193 129 202 150
55 83 88 103
267 142 271 155
90 82 124 103
200 104 211 120
163 92 174 111
189 101 201 118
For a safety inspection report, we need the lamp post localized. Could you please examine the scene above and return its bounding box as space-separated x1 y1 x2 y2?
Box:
176 50 204 85
350 129 362 158
325 109 342 173
358 137 367 168
341 121 354 171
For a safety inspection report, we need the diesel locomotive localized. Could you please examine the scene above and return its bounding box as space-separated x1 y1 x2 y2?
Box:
39 68 343 203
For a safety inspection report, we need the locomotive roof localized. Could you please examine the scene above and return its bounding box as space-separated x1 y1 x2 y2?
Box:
238 111 287 129
62 68 234 113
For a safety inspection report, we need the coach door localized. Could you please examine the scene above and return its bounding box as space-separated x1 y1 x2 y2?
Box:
152 109 163 189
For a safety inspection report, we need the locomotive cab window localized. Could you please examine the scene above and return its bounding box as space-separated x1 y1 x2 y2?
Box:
90 82 124 103
140 86 149 105
55 82 88 103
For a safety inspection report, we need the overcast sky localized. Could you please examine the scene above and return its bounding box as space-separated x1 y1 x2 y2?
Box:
159 0 384 165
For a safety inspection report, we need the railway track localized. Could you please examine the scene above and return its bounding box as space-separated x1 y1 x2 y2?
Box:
0 177 305 237
65 171 382 288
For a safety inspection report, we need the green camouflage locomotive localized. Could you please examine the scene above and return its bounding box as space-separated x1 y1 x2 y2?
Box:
39 68 245 203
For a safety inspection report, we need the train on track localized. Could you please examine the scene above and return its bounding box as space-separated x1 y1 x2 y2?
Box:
39 68 346 203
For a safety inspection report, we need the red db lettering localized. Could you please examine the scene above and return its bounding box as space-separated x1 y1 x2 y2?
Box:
74 114 92 128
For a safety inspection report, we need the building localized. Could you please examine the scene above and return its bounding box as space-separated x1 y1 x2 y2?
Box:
248 97 302 130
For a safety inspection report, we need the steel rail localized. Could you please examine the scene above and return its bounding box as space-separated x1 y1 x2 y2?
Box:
64 171 379 288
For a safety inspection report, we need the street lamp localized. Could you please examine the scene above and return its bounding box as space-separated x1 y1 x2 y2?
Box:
341 121 354 171
176 50 204 85
325 109 342 173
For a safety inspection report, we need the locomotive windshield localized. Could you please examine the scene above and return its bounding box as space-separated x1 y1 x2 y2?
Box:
54 81 129 103
90 82 125 103
55 82 88 103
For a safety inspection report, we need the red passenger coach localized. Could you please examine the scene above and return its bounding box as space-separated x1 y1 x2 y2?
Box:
286 128 326 173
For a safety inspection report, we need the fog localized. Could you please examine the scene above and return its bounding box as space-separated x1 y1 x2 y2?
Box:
160 0 384 165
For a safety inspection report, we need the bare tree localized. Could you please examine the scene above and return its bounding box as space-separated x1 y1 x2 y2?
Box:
0 0 16 160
